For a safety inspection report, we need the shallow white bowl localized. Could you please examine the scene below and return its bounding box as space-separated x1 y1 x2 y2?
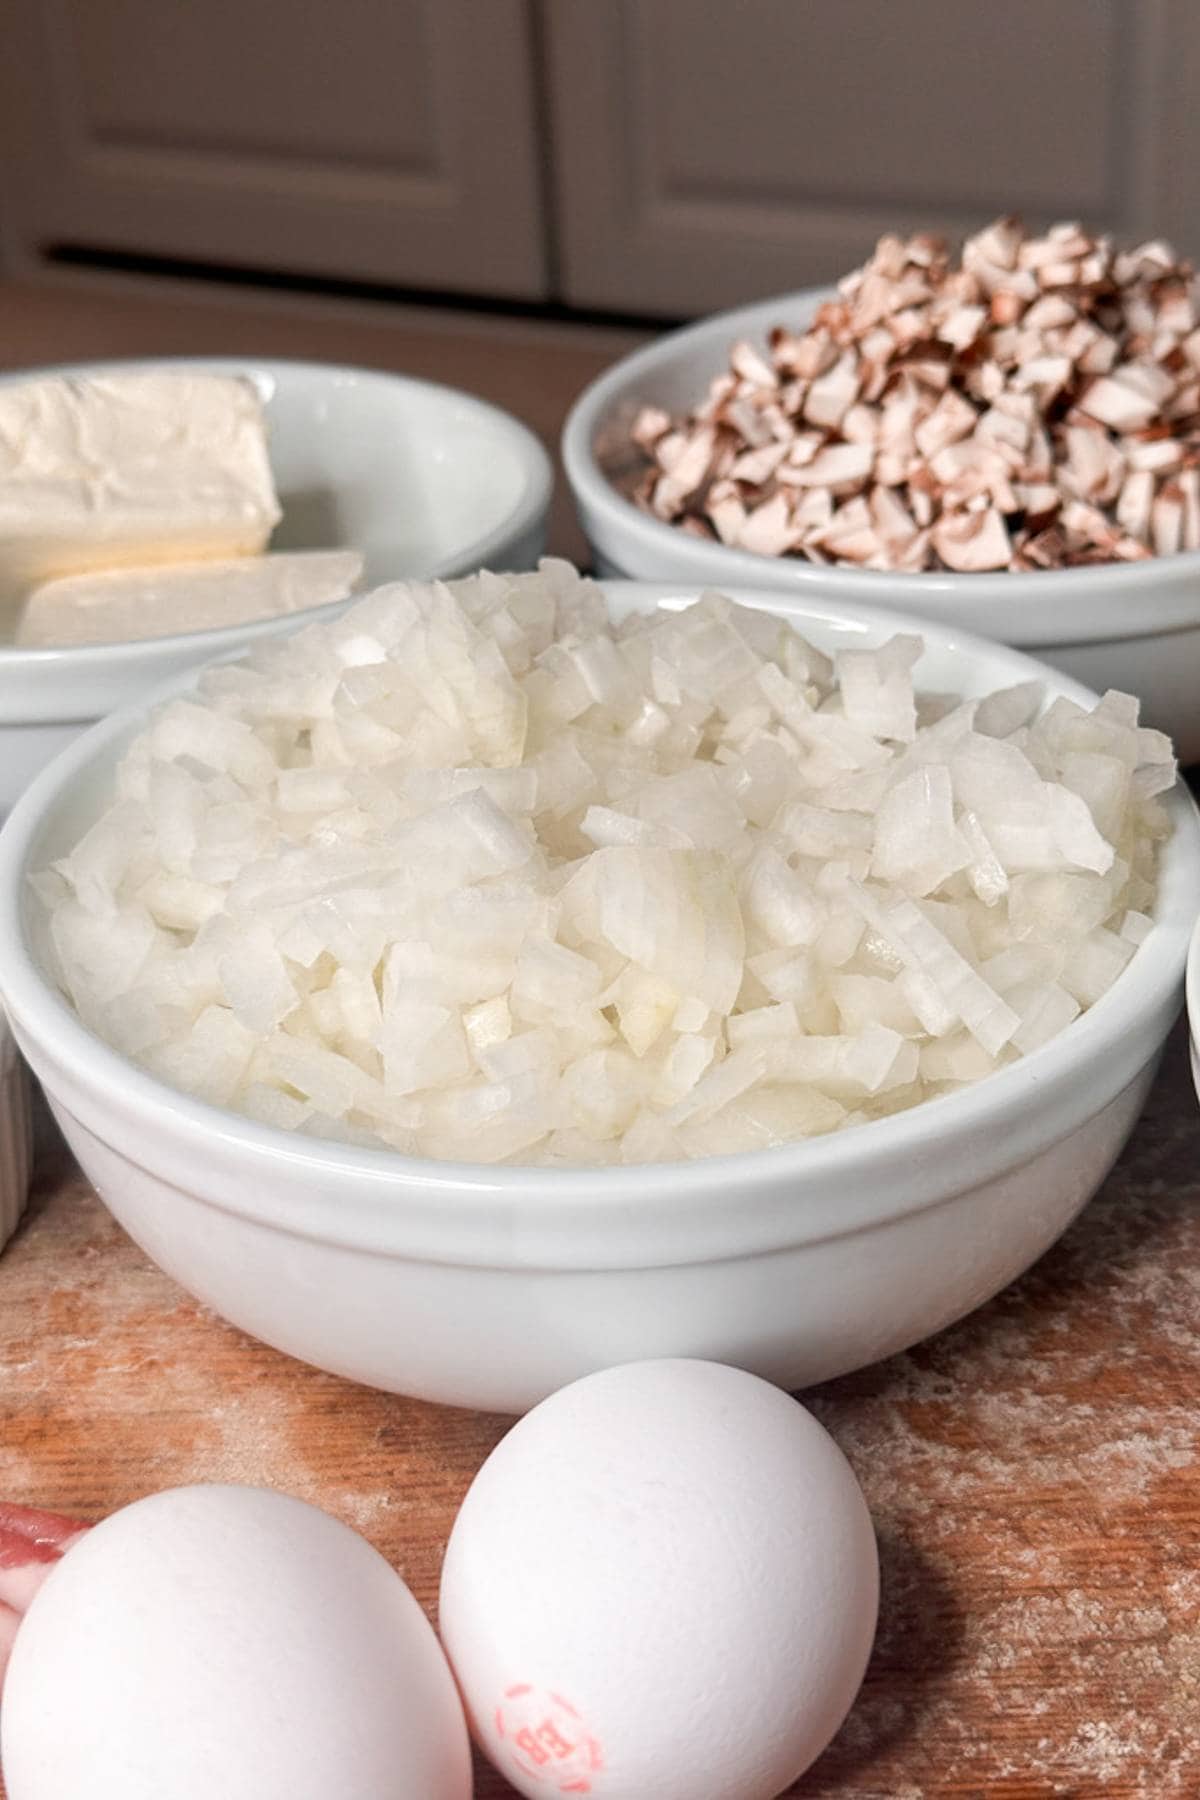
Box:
0 356 553 810
1 582 1196 1413
1188 914 1200 1106
563 289 1200 765
0 1009 32 1255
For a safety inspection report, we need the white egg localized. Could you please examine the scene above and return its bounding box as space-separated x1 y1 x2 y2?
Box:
439 1359 878 1800
1 1484 471 1800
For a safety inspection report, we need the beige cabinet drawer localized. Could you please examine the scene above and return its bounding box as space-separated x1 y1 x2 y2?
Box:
544 0 1197 317
0 0 549 299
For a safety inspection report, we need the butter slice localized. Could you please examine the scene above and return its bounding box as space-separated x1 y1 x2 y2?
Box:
0 372 282 607
15 550 363 647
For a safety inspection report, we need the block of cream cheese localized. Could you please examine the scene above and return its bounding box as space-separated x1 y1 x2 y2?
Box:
0 372 282 608
14 549 364 647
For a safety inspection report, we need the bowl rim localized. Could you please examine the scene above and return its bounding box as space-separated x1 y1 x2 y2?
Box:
0 353 554 667
561 286 1200 639
0 577 1196 1259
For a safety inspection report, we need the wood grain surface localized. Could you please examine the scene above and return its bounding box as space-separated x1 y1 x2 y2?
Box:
0 1019 1196 1800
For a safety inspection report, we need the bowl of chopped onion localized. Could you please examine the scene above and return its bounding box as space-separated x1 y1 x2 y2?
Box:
0 566 1196 1412
563 219 1200 765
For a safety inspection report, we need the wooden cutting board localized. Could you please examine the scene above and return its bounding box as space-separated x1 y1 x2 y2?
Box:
0 1024 1197 1799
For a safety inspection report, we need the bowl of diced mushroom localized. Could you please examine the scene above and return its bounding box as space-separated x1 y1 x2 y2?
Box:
563 218 1200 764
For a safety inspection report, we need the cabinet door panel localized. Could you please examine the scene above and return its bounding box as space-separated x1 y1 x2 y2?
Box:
546 0 1189 316
0 0 548 298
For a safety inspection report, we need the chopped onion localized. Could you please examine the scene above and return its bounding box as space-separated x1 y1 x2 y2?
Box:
37 562 1174 1165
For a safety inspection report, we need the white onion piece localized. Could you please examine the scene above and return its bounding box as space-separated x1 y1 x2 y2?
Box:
37 563 1175 1165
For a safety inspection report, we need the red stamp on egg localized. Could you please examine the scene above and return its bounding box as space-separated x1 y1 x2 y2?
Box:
494 1683 604 1793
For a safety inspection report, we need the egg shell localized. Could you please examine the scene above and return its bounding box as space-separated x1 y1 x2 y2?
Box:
1 1484 471 1800
439 1358 878 1800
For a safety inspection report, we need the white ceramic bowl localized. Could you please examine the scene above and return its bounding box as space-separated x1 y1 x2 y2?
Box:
563 289 1200 765
0 1009 32 1255
1188 914 1200 1106
0 357 553 811
1 582 1197 1413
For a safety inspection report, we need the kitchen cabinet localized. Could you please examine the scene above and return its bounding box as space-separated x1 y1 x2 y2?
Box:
2 1 1198 319
545 0 1198 316
0 0 549 299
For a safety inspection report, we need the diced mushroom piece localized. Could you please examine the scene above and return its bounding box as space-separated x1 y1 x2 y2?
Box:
1012 483 1062 526
870 485 921 550
786 441 875 491
661 424 718 491
893 526 934 570
1076 332 1120 376
1012 355 1074 403
975 405 1031 454
935 303 988 350
694 373 739 423
1061 499 1121 552
910 478 935 525
841 402 882 445
654 429 690 473
1077 375 1162 432
729 441 790 484
1062 424 1127 504
905 231 946 269
1123 435 1185 476
1024 294 1080 331
993 388 1043 423
1115 469 1155 543
887 307 930 347
1023 425 1055 482
631 405 671 452
716 396 776 448
738 492 797 556
791 486 835 537
1152 486 1185 557
1179 468 1200 549
803 351 861 431
929 438 1010 490
767 327 810 373
1020 524 1070 567
932 506 1012 571
900 354 953 392
1154 282 1196 336
1039 260 1083 288
965 359 1007 402
789 327 840 381
729 339 778 389
1049 220 1096 255
706 479 748 545
1114 240 1178 284
773 433 830 485
1167 379 1200 421
988 289 1029 326
814 497 883 563
914 389 978 459
1119 360 1177 406
964 216 1023 271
